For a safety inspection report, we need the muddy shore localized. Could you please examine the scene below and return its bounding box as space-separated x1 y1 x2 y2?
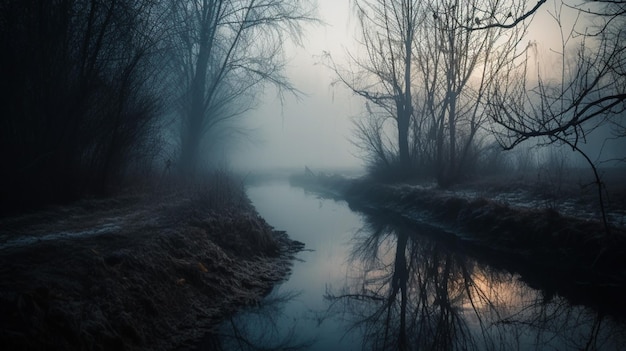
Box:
0 183 302 350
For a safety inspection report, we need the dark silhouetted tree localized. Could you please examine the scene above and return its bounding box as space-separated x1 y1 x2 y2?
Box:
331 0 525 184
412 0 527 186
486 1 626 233
329 0 419 176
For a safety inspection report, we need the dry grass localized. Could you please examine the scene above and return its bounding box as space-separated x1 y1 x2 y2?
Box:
0 171 303 350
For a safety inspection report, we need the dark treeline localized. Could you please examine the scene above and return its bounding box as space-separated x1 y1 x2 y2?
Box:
0 0 314 214
0 0 163 213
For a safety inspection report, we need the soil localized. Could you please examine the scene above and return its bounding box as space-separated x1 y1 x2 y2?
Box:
0 186 303 350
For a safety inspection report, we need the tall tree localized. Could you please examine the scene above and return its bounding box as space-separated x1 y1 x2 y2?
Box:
412 0 527 186
332 0 526 183
167 0 315 175
330 0 421 174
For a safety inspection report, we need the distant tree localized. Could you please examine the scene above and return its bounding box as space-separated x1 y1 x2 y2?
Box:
486 1 626 232
165 0 316 176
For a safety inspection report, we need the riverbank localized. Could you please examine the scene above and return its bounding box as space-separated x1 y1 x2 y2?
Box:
290 172 626 301
0 173 303 350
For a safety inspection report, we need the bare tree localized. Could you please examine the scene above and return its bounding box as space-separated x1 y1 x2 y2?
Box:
330 0 526 183
486 1 626 233
327 0 421 175
412 0 528 186
350 104 396 173
166 0 316 176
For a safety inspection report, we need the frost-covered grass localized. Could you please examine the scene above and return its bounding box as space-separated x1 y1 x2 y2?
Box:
0 170 303 350
446 168 626 229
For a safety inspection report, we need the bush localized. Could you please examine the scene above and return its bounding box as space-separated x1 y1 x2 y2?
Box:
365 157 424 183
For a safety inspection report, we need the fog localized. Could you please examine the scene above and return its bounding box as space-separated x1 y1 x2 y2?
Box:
229 55 363 171
229 0 625 174
2 1 625 349
230 0 364 172
2 0 623 212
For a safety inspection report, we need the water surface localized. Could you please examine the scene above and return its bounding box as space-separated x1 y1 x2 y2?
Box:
207 181 626 350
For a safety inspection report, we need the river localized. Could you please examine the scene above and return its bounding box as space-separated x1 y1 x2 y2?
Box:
205 180 626 350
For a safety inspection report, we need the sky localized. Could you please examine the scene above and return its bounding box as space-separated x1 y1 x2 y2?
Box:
230 0 619 173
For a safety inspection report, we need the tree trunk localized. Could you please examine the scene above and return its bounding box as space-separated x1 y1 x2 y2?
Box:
448 90 457 183
397 112 411 170
398 27 413 173
180 22 211 176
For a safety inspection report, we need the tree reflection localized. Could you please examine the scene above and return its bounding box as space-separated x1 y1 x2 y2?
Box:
195 290 314 351
326 210 626 350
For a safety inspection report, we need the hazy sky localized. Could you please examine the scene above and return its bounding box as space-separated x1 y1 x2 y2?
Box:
231 0 362 171
230 0 609 172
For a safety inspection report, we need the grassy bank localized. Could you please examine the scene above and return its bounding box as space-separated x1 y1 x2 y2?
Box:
290 172 626 288
0 172 302 350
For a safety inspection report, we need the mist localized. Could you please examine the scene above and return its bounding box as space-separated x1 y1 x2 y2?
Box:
228 0 363 173
229 60 363 172
2 0 626 350
228 0 625 178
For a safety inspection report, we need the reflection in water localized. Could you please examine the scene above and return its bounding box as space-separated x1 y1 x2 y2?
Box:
196 290 314 350
198 183 626 350
325 211 626 350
